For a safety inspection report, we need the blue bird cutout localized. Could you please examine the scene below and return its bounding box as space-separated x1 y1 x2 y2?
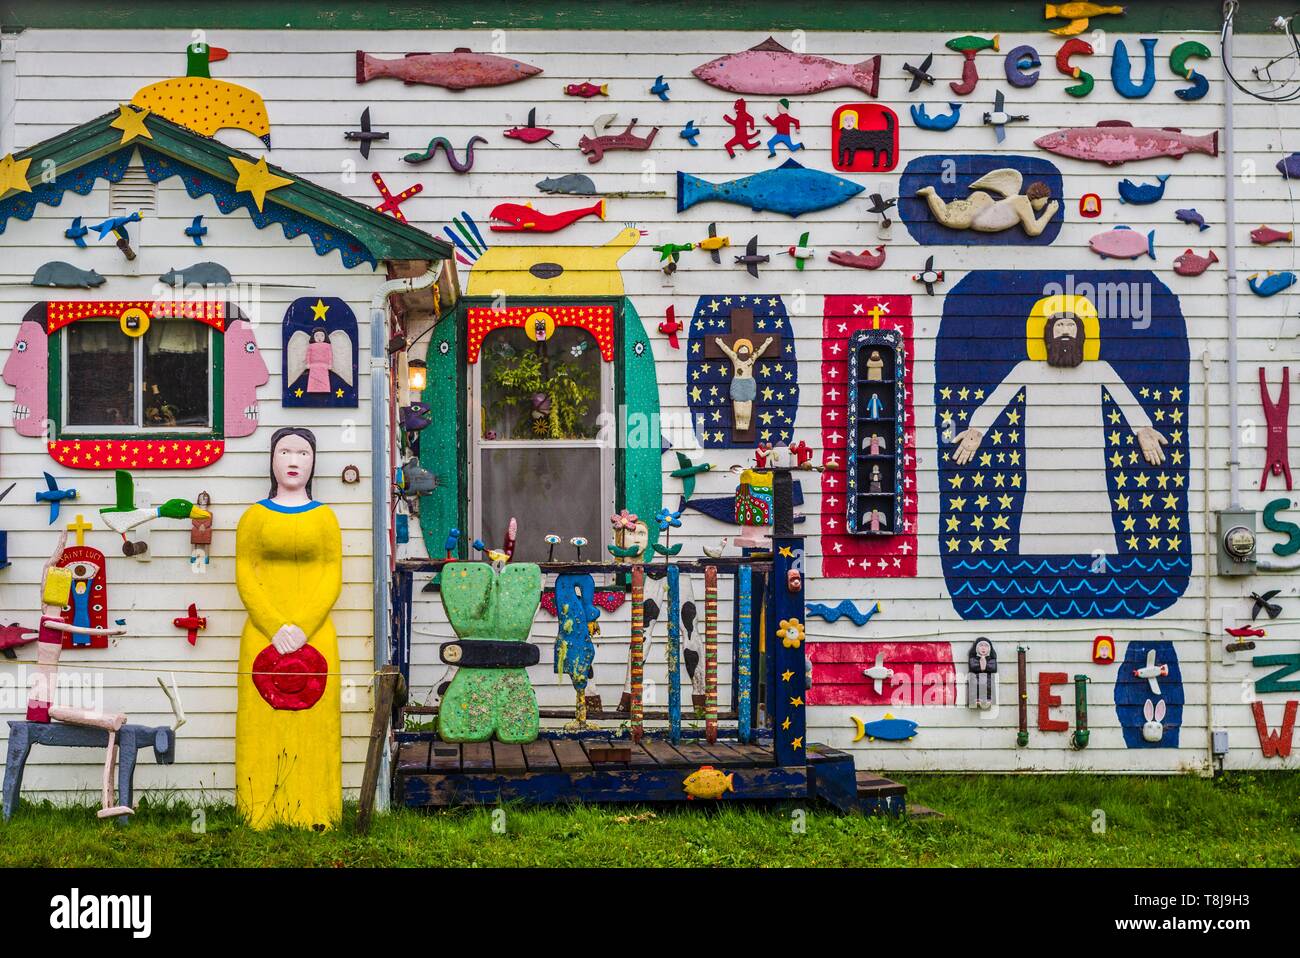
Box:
65 216 88 248
680 120 700 147
89 211 141 242
650 75 670 101
185 214 207 246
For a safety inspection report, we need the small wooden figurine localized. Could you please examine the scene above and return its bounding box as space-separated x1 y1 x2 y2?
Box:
829 246 887 270
733 235 770 277
910 102 961 132
402 135 487 171
903 53 936 91
36 473 77 525
967 638 997 709
578 118 658 163
370 171 422 223
982 90 1028 142
174 603 207 645
1248 271 1298 297
916 168 1058 235
1079 193 1102 217
658 306 683 349
190 490 213 565
489 199 605 233
30 262 105 289
504 107 555 145
704 311 775 437
832 104 898 171
911 255 945 295
1251 226 1293 245
680 120 701 147
1092 635 1116 664
185 215 208 246
100 472 209 559
564 81 609 97
1176 208 1209 230
650 75 671 100
344 107 389 158
1259 367 1292 491
722 99 760 157
764 99 803 156
1173 249 1218 277
1118 175 1170 205
1046 3 1125 36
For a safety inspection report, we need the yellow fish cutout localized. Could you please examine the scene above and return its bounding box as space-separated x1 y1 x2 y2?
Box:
1044 3 1126 37
682 765 735 800
132 41 271 146
465 226 643 298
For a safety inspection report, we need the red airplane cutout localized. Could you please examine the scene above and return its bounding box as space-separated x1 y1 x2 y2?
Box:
658 306 682 349
174 604 207 646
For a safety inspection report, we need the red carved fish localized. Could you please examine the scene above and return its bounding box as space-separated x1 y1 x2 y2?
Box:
565 81 609 98
1035 120 1218 165
504 107 554 144
1251 225 1293 245
1172 248 1218 276
0 622 38 659
577 119 659 164
488 199 606 233
693 37 880 97
829 246 887 270
355 48 541 90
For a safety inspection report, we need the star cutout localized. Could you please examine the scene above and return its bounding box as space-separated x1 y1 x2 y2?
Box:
230 155 294 212
110 103 153 144
311 298 330 321
0 152 32 196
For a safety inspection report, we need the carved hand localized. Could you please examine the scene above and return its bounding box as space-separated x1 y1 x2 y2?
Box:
1137 426 1169 465
271 623 309 655
951 428 984 466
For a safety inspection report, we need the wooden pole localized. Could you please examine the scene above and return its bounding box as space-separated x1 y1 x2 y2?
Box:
1016 645 1029 747
357 665 401 834
736 563 753 743
630 564 645 744
704 565 718 744
666 564 682 744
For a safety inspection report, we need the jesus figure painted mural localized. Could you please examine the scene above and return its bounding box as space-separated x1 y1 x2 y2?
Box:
951 295 1167 556
935 271 1190 620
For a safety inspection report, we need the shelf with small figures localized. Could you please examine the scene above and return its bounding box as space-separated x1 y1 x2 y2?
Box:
847 329 905 536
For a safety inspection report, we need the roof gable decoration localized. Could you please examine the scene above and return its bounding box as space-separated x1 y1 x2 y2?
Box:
0 109 451 268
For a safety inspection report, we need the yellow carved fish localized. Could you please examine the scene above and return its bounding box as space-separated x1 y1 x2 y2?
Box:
1045 3 1126 36
682 765 735 800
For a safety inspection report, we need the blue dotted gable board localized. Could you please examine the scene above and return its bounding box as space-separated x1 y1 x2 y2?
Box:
282 297 360 408
687 294 798 449
1114 640 1183 748
935 270 1190 619
899 154 1064 246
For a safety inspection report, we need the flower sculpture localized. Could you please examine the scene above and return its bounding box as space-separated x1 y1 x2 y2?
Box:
652 507 684 557
778 617 805 649
608 509 643 561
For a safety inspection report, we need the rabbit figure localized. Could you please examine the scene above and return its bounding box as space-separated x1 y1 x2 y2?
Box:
1142 698 1166 743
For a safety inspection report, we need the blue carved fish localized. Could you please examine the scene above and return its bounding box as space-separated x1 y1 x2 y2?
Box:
852 713 918 742
677 158 864 217
909 102 961 131
1175 208 1208 231
1248 271 1298 298
1118 174 1169 204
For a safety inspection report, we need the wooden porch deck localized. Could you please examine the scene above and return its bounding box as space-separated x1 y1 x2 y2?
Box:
395 733 906 815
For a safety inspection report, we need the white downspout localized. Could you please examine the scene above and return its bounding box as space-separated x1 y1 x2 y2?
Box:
368 267 438 815
1223 6 1241 508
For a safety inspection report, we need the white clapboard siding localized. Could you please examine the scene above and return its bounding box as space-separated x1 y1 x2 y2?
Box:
1 26 1297 797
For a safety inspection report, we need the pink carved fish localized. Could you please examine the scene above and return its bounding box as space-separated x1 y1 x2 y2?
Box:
1089 225 1155 260
692 37 880 97
828 246 886 270
1034 120 1218 166
1172 248 1217 277
355 48 541 90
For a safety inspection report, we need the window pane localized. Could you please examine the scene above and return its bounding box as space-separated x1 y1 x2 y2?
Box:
65 322 135 427
480 446 603 563
479 326 601 439
143 322 210 428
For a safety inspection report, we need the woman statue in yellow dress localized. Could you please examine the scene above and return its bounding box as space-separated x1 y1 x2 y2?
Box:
235 427 342 830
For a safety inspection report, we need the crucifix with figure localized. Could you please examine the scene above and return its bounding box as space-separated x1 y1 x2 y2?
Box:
703 308 775 443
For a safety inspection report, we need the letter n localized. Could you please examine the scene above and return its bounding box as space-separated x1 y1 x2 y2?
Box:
1252 700 1298 758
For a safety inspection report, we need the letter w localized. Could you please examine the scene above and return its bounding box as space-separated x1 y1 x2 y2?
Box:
1251 700 1298 758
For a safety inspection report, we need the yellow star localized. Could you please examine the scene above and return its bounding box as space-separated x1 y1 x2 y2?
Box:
1122 516 1136 532
1125 535 1139 549
969 536 984 552
781 670 794 682
0 152 33 196
311 298 330 321
789 696 803 707
778 546 794 557
335 388 344 398
781 717 791 730
1114 494 1130 510
229 155 294 212
945 515 961 532
990 535 1010 552
790 736 803 751
946 536 961 552
294 388 304 398
1167 536 1181 550
110 103 152 145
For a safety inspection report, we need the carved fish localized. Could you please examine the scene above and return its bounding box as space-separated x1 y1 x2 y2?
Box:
1172 248 1217 277
564 81 608 98
1248 271 1298 298
504 108 554 144
1035 120 1218 165
682 765 735 800
1088 225 1155 260
677 158 864 217
355 48 541 90
1251 225 1293 245
829 246 887 270
577 118 658 164
1117 174 1169 204
692 36 880 97
488 199 605 233
909 102 961 131
851 713 918 742
1175 208 1208 231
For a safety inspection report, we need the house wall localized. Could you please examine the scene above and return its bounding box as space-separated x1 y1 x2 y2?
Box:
1 15 1296 799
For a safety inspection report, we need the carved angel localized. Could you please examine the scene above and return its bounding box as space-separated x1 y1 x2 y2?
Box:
286 329 353 394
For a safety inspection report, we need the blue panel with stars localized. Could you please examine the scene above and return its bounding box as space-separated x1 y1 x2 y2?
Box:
686 294 798 448
935 270 1190 620
282 296 359 408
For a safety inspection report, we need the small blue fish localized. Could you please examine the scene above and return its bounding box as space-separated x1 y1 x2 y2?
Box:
852 713 919 742
65 216 88 248
185 214 207 246
1175 208 1208 231
677 158 864 217
1248 271 1298 298
650 75 670 101
909 102 961 132
1118 174 1170 205
680 120 700 147
1278 152 1300 180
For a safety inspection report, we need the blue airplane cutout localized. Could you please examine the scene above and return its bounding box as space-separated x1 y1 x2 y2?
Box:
680 120 700 147
89 210 141 242
36 472 77 525
65 217 89 248
185 214 207 246
650 75 670 101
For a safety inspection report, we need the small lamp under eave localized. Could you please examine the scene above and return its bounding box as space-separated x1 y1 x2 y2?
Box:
407 358 428 393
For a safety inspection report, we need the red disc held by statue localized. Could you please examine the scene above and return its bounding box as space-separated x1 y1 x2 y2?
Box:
252 644 328 710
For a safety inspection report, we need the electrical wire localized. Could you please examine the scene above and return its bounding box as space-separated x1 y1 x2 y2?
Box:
1220 1 1300 102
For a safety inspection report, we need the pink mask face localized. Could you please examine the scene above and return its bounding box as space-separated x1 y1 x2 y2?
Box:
272 434 315 495
224 319 268 438
3 320 49 438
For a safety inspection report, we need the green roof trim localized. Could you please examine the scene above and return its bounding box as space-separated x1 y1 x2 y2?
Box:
2 108 451 265
0 0 1268 32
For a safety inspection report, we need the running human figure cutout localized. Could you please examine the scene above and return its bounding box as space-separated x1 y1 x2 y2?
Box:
722 98 759 157
764 99 803 156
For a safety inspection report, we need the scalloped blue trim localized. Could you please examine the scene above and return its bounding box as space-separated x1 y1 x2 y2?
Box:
0 150 133 236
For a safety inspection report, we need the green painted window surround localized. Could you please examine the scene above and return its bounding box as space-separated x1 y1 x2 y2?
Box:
0 1 1268 32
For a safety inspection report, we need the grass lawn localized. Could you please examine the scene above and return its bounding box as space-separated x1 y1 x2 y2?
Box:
1 772 1296 867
